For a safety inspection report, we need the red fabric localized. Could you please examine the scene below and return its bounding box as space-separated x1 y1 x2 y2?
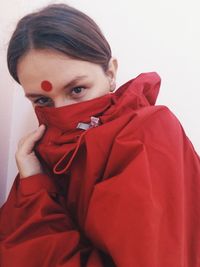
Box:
1 72 200 266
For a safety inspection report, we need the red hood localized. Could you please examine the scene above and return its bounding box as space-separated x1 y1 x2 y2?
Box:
34 72 161 174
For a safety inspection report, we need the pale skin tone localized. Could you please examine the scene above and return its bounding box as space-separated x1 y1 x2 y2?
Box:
16 49 118 179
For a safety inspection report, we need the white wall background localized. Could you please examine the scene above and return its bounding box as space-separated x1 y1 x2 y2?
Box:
1 0 200 206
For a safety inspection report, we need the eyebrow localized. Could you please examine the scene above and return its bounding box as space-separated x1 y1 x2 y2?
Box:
25 75 88 98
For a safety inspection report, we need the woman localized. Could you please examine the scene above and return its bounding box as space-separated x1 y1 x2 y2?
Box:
1 3 200 267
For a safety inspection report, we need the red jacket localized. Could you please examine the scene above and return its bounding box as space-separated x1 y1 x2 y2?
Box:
1 72 200 266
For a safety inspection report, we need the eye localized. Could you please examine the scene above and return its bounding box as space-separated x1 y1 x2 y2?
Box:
33 97 53 106
71 86 86 98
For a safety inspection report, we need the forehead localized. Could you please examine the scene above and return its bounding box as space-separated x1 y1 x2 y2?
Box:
17 49 98 88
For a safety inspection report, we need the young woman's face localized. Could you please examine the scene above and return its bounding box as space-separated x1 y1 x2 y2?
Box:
17 49 117 108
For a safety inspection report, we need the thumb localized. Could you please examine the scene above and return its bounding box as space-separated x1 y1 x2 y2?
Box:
23 124 46 155
35 124 46 139
31 124 46 145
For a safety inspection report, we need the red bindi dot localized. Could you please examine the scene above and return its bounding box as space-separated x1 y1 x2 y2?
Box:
41 80 53 92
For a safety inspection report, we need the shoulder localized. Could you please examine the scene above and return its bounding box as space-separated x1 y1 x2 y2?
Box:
114 105 188 154
119 105 183 138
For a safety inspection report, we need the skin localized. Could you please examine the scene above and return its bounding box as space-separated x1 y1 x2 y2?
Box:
16 49 118 179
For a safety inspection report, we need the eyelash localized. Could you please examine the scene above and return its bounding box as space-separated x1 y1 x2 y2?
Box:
33 86 86 105
71 86 86 96
33 97 51 105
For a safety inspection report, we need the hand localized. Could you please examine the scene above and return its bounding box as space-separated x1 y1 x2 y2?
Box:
15 125 46 179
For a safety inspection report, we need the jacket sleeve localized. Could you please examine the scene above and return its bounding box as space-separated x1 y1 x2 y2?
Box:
84 106 200 267
0 174 105 267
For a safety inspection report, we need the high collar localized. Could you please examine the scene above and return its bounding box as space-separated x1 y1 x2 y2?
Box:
34 72 161 175
35 93 114 132
35 72 161 132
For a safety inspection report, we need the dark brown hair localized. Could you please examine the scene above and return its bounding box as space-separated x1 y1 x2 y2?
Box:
7 3 112 84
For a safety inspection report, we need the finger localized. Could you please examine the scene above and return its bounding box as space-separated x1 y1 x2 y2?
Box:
18 125 46 147
17 125 46 155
